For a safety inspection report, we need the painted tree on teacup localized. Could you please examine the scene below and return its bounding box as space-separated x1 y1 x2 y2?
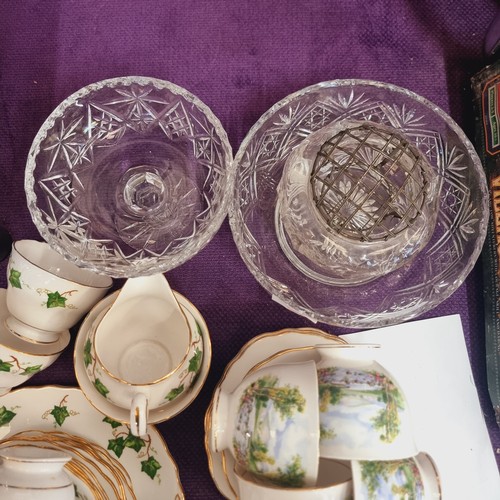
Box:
358 458 424 499
318 366 405 444
8 267 78 309
232 374 308 487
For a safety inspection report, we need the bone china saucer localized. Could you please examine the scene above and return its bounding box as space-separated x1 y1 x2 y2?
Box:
0 289 70 354
204 327 346 499
0 386 184 499
74 290 211 425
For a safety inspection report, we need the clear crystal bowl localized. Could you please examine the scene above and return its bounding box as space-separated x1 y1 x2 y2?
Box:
25 77 233 277
229 80 489 328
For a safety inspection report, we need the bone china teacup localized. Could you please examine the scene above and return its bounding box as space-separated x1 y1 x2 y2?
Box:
316 344 417 461
6 240 112 342
84 275 201 436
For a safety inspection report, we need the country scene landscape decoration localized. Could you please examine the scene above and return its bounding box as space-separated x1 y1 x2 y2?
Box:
318 366 405 445
359 458 425 499
232 374 308 487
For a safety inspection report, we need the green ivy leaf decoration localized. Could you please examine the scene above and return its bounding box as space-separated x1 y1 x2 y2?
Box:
0 406 16 426
124 433 146 452
21 364 42 376
102 416 122 428
188 347 202 373
141 455 162 479
108 437 126 458
8 269 22 289
0 360 13 372
50 405 70 426
165 385 184 401
46 291 67 308
83 339 92 368
94 379 109 398
195 321 202 337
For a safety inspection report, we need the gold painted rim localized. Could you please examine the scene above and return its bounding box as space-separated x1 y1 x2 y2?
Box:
247 342 381 376
204 327 347 498
74 290 211 425
93 287 193 385
418 452 442 499
12 240 113 289
0 324 70 356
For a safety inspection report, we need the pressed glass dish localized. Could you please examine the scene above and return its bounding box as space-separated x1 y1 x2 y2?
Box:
25 77 233 277
229 80 489 328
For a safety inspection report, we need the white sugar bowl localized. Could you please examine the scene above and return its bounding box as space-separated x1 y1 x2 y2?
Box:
0 446 74 500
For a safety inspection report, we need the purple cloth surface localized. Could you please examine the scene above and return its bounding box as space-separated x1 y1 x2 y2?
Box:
0 0 499 497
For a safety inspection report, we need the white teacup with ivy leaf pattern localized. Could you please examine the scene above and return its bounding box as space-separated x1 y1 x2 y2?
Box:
83 276 203 436
6 240 112 343
212 360 320 488
0 288 70 395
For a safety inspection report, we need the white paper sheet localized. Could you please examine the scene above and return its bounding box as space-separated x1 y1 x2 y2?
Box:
343 314 500 500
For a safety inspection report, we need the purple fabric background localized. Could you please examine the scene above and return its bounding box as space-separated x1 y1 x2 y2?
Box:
1 1 499 497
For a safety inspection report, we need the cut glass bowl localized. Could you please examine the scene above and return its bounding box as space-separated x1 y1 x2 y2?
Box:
229 80 488 328
25 77 233 277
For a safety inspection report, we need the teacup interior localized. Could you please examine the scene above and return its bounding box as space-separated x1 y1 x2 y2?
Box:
95 297 190 384
15 240 112 288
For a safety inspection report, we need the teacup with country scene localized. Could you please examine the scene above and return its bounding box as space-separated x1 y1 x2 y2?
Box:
316 344 417 461
211 360 320 488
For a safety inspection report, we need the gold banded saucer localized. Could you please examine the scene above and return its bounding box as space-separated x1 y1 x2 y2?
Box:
0 386 184 499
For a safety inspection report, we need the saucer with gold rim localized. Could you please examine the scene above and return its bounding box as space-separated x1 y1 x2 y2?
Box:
204 327 346 499
0 385 184 499
74 290 211 426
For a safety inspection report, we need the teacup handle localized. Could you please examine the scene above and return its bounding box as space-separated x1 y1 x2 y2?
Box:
130 393 148 437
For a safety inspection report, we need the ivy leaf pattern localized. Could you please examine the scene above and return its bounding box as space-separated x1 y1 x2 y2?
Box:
20 364 42 376
50 405 70 426
188 348 202 373
103 412 162 480
0 360 13 372
103 416 122 428
141 456 162 479
8 269 22 289
108 436 126 458
124 433 146 452
94 379 109 397
83 339 92 368
46 291 67 308
165 385 184 401
195 321 202 337
0 406 16 426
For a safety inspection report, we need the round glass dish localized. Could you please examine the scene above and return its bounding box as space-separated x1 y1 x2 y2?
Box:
229 80 488 328
26 77 233 278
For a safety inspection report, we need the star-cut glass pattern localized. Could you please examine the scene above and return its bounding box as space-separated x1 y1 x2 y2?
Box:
28 78 231 277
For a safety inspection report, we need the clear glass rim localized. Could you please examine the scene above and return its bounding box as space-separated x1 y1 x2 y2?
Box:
25 76 235 278
229 79 489 328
